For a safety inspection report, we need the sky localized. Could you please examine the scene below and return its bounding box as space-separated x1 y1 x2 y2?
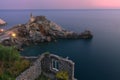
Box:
0 0 120 9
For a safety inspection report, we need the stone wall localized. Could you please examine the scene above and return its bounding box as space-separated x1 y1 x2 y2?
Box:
16 53 75 80
16 55 44 80
41 54 75 80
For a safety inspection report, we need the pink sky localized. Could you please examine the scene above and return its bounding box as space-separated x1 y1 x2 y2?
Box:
0 0 120 9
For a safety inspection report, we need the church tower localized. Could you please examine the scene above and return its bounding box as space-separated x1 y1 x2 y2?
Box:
30 13 33 18
30 13 35 23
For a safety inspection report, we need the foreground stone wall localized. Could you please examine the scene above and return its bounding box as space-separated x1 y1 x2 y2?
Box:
16 53 75 80
16 55 44 80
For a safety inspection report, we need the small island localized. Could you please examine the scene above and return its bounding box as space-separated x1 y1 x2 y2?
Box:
0 14 93 50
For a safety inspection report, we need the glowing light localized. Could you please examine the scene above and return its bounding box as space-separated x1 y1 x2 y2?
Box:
1 29 4 31
11 33 16 37
0 29 4 32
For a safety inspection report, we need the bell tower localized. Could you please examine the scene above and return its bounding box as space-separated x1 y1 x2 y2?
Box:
30 13 33 18
30 13 35 23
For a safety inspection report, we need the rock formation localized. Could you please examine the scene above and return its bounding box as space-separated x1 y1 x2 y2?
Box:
0 14 93 50
0 18 6 26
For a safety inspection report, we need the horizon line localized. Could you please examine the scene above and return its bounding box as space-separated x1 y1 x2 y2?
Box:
0 9 120 10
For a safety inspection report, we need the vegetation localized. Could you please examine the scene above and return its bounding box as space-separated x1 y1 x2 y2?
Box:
56 71 69 80
0 45 30 80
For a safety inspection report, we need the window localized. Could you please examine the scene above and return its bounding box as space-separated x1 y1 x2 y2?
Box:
52 59 59 71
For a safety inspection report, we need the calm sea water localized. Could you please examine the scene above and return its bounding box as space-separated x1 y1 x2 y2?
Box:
1 10 120 80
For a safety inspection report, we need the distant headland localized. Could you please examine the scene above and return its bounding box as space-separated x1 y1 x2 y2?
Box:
0 14 93 50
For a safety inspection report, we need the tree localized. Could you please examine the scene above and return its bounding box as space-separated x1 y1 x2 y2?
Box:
0 45 30 80
0 45 20 62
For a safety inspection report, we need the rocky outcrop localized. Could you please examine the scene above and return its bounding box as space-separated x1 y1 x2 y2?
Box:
0 18 6 26
0 15 93 49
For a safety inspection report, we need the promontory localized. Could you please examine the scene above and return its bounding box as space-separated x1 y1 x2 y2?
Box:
0 14 93 50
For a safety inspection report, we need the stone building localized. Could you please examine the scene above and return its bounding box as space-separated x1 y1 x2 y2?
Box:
41 53 75 80
29 13 46 23
16 52 76 80
30 13 36 23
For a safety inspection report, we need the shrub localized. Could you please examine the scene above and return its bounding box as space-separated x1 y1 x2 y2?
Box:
0 45 20 61
0 45 30 80
56 71 69 80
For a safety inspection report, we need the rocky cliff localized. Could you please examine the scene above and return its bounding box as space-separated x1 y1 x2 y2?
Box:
0 15 93 50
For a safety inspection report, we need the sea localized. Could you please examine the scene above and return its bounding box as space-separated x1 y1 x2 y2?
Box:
0 9 120 80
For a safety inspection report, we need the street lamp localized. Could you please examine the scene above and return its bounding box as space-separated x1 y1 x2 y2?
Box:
11 33 16 38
